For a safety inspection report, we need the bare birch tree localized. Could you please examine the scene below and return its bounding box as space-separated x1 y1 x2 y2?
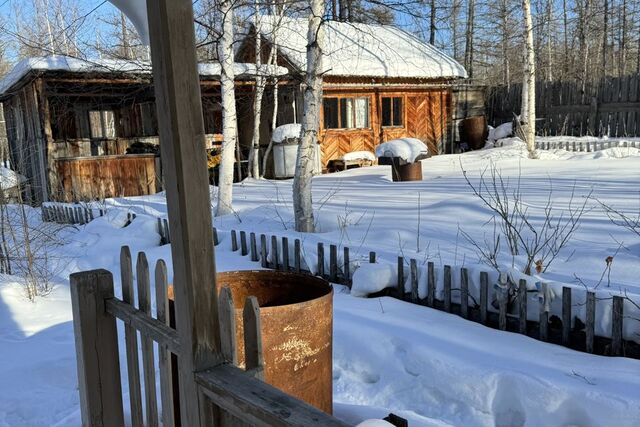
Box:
293 0 325 232
216 0 239 217
249 6 265 179
521 0 536 157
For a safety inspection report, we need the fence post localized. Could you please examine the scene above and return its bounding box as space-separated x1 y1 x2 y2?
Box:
611 296 624 356
443 265 452 312
585 292 596 353
480 272 488 324
410 259 418 302
518 279 527 334
397 257 404 300
70 269 125 427
539 283 549 342
460 268 469 319
562 287 572 346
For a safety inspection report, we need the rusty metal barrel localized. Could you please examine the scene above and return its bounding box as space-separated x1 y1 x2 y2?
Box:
216 270 334 414
460 115 488 150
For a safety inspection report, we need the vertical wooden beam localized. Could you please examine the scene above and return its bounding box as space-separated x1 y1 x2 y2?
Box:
343 247 350 286
397 257 404 300
611 296 624 356
282 237 290 271
539 283 549 342
585 291 596 353
518 279 528 335
329 244 338 282
410 259 418 302
70 269 124 427
562 287 572 346
427 262 435 307
460 268 469 319
244 296 264 380
146 1 222 425
443 265 452 312
155 260 175 427
480 272 488 325
317 242 325 277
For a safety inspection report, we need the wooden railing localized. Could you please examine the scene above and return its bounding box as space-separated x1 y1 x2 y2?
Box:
70 246 349 427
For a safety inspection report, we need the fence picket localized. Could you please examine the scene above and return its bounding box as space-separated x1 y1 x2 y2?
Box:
562 287 572 346
585 292 596 353
282 237 290 271
410 259 418 303
329 245 338 282
294 239 301 273
218 287 237 364
397 257 404 300
154 260 174 427
250 232 258 262
611 296 624 356
231 230 238 252
480 272 488 324
343 247 350 286
317 243 325 277
460 268 469 319
539 282 549 342
120 247 143 427
271 236 279 270
519 280 527 334
240 231 248 256
243 296 264 380
443 266 451 312
136 252 158 426
260 234 267 268
427 262 435 307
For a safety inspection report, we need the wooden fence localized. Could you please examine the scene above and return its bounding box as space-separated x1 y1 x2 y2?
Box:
54 154 160 202
217 228 639 360
487 74 640 137
495 138 640 152
70 246 350 427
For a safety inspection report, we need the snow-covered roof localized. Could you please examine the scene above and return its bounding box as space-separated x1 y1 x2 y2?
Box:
0 55 289 96
257 16 467 79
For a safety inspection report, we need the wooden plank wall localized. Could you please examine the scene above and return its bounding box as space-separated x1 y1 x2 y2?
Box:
54 154 159 202
487 74 640 137
319 88 450 166
0 103 9 166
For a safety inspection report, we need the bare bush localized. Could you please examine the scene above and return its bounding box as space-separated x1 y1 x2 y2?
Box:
461 161 591 274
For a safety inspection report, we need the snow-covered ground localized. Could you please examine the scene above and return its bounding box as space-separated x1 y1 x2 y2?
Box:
1 139 640 426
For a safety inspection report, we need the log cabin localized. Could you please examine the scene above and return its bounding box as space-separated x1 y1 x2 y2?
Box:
0 56 291 203
0 20 478 203
236 16 469 170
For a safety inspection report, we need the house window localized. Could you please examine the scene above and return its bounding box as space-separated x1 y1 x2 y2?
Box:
323 97 369 129
381 97 403 127
89 110 116 139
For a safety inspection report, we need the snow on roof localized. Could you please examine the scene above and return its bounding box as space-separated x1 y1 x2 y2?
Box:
0 55 289 96
257 16 467 79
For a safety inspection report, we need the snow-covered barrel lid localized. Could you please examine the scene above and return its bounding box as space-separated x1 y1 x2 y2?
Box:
375 138 429 163
272 124 302 144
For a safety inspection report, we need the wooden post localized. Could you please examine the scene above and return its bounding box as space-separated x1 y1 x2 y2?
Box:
443 265 451 312
397 257 404 300
460 268 469 319
518 279 527 335
343 247 350 286
611 296 624 356
155 260 175 427
427 262 435 307
70 269 124 427
282 237 290 271
585 291 596 353
317 242 325 277
250 232 258 262
240 231 248 256
271 235 279 270
231 230 238 252
410 259 418 302
480 272 488 325
498 288 507 331
369 251 376 263
146 1 222 425
562 287 571 346
329 244 338 282
539 283 549 342
260 234 268 268
218 287 237 364
294 239 301 273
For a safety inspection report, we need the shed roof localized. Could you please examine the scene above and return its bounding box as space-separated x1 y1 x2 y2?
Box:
0 55 288 97
256 16 467 80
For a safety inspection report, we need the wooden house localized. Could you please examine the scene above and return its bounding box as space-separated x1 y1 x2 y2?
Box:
237 16 468 168
0 56 290 203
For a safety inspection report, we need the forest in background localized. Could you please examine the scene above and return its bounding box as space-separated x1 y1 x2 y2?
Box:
0 0 638 88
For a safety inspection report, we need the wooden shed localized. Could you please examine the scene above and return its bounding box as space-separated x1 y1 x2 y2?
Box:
0 56 291 203
237 16 468 167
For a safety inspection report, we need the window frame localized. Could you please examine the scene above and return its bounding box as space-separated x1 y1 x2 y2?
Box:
323 96 371 130
381 96 404 128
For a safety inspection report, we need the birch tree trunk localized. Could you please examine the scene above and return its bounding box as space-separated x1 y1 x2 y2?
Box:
521 0 537 158
215 0 238 216
464 0 475 78
249 9 265 179
293 0 324 233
